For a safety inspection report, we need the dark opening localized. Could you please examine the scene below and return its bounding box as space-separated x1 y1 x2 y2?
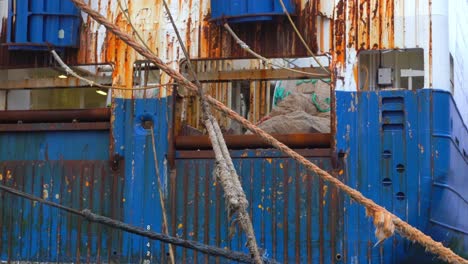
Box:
396 192 406 200
396 164 405 173
382 178 392 186
382 150 392 159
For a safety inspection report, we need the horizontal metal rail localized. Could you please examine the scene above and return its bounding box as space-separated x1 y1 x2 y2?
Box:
175 133 331 150
0 108 110 123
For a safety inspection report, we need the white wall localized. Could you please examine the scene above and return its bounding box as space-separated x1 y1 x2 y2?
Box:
431 0 450 90
7 90 30 110
449 0 468 126
0 0 7 30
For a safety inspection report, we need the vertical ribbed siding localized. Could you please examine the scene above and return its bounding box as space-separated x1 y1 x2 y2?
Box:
0 160 125 262
170 154 343 263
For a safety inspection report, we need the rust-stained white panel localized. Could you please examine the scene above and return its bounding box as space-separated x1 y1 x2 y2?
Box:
0 0 7 30
319 0 336 18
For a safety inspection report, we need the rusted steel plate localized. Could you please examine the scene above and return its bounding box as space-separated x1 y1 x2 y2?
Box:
0 122 110 132
170 154 343 263
0 108 110 123
0 160 125 262
175 133 331 150
191 67 330 82
176 148 333 159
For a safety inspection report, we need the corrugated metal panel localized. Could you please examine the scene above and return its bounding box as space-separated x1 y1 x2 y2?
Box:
170 151 344 263
112 97 174 263
0 131 110 161
0 128 128 262
428 91 468 258
0 160 125 262
336 90 431 263
336 89 468 262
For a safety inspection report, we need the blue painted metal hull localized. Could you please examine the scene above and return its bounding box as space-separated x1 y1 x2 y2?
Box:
171 151 342 263
336 89 468 262
0 91 467 262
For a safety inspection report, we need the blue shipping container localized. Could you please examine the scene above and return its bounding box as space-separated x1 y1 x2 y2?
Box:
210 0 295 23
7 0 81 50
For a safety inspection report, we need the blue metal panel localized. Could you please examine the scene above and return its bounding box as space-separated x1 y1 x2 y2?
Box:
0 129 125 262
112 97 173 263
336 89 468 263
171 150 343 263
210 0 295 23
7 0 81 50
3 90 467 263
0 160 125 262
428 91 468 259
0 131 109 161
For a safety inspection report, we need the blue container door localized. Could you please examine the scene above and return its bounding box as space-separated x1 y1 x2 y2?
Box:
210 0 296 23
13 0 29 43
248 0 273 14
231 0 247 16
29 0 44 43
8 0 81 49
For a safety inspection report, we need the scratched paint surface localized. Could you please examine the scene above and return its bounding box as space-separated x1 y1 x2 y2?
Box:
0 88 467 263
112 97 174 262
336 89 468 262
170 151 343 264
0 130 127 262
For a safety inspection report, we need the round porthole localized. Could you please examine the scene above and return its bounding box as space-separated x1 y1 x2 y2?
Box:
382 178 392 186
396 192 406 200
396 164 405 173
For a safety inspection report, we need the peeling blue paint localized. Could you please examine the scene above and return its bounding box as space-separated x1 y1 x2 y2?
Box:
1 89 467 263
336 89 468 262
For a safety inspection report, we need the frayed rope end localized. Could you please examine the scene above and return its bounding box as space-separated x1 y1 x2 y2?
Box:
366 208 395 247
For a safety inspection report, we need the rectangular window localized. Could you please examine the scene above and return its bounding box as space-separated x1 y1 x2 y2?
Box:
0 62 161 110
358 49 424 91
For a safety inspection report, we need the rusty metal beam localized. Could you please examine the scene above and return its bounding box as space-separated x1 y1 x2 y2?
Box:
0 122 110 132
191 67 330 83
175 133 331 150
0 108 111 123
176 148 332 159
0 76 112 90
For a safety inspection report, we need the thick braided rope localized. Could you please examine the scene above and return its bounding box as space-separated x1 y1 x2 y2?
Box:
70 1 467 263
159 0 262 262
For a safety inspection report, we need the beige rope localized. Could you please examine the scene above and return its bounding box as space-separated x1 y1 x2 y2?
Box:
70 1 467 263
150 128 176 264
51 50 173 91
277 0 330 74
223 23 330 78
160 0 262 262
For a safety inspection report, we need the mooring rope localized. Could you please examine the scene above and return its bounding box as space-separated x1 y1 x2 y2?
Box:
277 0 330 74
150 127 176 264
68 1 468 263
222 23 329 78
0 184 279 264
161 0 263 262
50 50 173 91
